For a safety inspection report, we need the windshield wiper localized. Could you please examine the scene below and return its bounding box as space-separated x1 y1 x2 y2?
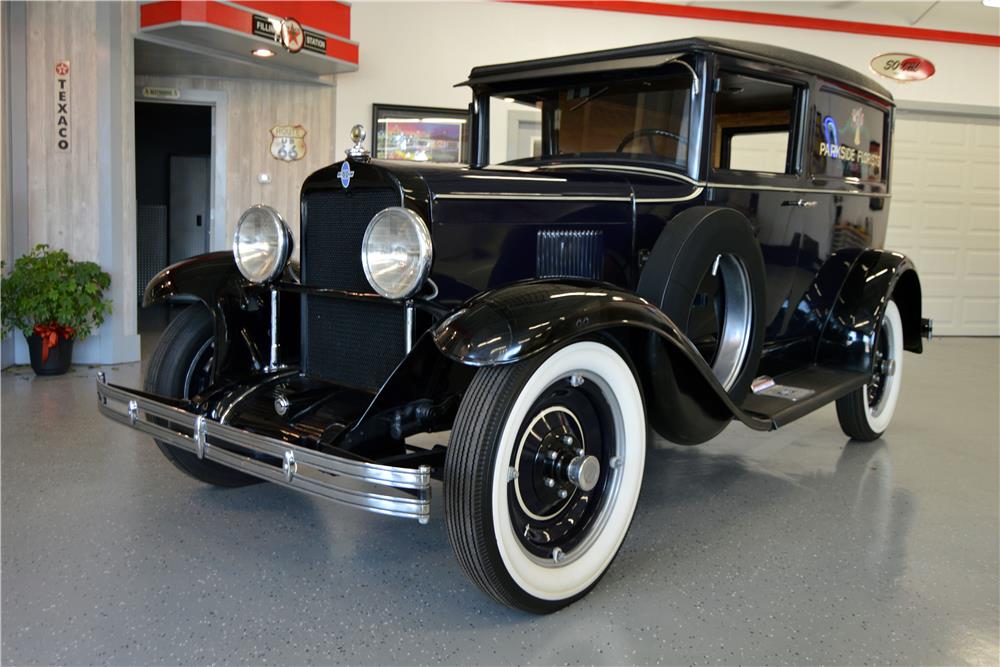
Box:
567 86 609 113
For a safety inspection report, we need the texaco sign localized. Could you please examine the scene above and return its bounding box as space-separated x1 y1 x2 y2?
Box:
54 60 71 152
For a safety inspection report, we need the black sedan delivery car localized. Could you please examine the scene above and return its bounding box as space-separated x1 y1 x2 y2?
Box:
99 38 930 612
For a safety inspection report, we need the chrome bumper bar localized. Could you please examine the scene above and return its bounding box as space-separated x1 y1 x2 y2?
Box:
96 373 430 523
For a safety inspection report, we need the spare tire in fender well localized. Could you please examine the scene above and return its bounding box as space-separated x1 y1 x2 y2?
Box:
637 206 766 405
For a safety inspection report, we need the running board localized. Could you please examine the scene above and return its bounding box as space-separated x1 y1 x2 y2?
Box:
740 366 867 429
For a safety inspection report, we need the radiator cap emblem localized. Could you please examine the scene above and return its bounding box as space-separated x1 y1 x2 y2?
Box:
345 123 370 162
339 161 355 189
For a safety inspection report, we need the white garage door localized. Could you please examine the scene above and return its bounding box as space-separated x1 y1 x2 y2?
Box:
886 111 1000 336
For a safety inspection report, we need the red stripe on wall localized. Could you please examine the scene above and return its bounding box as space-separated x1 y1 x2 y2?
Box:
506 0 1000 48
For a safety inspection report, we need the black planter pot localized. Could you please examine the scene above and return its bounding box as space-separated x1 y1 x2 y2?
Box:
26 333 75 376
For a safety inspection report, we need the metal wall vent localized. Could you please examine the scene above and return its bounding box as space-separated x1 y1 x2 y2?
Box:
536 229 604 280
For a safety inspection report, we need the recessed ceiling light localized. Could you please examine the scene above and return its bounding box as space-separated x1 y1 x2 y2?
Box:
984 0 1000 8
251 48 275 58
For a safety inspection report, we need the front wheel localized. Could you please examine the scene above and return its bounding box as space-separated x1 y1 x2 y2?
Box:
836 299 904 441
445 341 646 613
144 305 259 487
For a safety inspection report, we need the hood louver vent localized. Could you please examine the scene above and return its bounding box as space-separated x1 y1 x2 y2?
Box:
536 229 604 280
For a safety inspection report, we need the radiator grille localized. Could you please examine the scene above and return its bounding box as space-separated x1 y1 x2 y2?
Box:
536 229 603 280
302 188 404 390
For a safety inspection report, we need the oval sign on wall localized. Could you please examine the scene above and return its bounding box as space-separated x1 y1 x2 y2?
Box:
870 53 936 82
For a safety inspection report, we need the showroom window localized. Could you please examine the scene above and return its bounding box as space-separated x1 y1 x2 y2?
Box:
812 89 886 182
712 71 799 174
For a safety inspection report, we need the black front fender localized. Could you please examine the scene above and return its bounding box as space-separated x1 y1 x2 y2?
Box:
143 252 281 381
432 280 770 444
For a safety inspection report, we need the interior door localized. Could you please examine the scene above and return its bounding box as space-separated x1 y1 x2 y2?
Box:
168 156 210 263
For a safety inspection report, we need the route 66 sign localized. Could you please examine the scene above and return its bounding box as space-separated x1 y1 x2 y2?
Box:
270 125 307 162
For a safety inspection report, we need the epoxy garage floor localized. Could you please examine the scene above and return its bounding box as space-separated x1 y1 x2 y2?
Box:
2 337 998 665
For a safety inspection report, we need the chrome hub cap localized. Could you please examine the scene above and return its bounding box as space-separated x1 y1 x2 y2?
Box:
567 454 601 492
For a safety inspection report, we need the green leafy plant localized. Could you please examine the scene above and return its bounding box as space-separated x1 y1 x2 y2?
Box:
1 244 112 340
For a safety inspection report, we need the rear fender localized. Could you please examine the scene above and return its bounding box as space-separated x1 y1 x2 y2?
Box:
817 249 923 374
143 252 299 380
431 280 770 445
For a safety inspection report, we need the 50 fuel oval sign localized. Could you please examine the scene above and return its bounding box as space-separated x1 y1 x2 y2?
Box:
870 53 936 82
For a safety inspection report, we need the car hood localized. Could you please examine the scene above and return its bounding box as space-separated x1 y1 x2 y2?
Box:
374 160 698 218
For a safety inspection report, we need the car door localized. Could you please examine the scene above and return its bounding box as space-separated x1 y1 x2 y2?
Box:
704 63 810 344
781 84 893 349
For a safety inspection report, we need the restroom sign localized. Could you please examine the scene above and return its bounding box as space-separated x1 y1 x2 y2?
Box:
54 60 71 152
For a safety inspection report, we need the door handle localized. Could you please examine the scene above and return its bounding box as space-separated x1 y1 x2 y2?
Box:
782 199 818 208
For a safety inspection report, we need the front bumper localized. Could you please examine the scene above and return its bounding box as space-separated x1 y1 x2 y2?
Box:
96 373 431 523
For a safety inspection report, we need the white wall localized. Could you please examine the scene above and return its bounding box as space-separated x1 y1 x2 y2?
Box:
335 2 1000 159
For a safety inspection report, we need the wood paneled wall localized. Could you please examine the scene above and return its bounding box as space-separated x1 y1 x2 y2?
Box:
133 74 337 243
24 1 101 261
6 1 334 364
2 2 10 272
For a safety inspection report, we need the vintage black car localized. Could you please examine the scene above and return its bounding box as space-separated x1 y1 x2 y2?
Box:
98 37 931 612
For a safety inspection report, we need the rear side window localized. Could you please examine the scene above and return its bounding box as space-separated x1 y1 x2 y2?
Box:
713 71 798 174
812 90 886 182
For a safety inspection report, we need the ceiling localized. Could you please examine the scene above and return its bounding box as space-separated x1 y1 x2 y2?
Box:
134 36 335 86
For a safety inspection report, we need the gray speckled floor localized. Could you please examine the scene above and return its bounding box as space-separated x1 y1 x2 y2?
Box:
2 337 998 666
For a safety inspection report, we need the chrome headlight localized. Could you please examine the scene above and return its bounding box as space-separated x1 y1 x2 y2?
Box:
361 207 432 300
233 205 293 284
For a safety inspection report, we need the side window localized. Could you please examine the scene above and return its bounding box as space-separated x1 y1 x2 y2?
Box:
713 71 798 174
812 90 886 182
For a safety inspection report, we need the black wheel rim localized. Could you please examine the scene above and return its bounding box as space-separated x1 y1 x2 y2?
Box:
684 254 752 391
507 376 617 563
183 338 214 399
687 269 725 364
868 325 891 408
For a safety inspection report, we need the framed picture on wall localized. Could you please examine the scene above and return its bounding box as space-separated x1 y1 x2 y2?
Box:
372 104 470 164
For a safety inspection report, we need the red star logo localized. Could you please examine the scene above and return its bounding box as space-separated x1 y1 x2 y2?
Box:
55 62 69 76
281 19 303 52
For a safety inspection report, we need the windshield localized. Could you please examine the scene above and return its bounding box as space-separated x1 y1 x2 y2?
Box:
492 72 692 167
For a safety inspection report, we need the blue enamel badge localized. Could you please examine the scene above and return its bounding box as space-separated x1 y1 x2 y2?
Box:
339 162 355 189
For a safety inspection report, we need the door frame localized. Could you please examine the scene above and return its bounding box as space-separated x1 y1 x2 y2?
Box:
134 87 228 253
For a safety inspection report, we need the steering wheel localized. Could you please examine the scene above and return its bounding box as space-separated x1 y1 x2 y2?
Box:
616 128 688 154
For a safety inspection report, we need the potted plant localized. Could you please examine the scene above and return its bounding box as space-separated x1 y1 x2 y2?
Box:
1 244 112 375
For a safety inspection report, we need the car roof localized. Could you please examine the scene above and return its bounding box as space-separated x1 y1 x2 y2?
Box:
461 36 893 104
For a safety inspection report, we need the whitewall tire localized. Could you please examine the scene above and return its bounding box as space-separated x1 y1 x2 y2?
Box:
836 299 904 441
445 341 645 613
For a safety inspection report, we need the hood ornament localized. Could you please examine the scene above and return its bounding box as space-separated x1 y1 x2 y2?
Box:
345 124 370 161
